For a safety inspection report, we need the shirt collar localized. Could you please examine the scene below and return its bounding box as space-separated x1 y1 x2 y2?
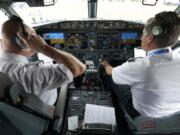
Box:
0 50 29 63
147 47 172 56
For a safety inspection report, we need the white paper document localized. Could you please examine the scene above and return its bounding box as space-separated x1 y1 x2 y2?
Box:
68 116 78 131
84 104 116 125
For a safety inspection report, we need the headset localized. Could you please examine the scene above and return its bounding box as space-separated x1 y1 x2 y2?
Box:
152 26 163 37
9 15 27 49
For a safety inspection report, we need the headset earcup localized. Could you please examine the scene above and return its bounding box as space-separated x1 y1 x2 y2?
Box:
152 26 163 36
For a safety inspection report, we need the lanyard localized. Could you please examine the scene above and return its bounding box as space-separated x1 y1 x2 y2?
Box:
147 49 169 56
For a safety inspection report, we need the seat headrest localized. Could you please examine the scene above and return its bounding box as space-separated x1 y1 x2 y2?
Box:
0 72 13 99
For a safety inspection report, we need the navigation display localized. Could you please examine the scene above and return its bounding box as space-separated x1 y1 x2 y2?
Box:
67 33 88 49
121 32 138 44
97 33 119 49
43 33 64 49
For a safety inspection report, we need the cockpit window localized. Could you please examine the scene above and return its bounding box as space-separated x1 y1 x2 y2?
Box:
11 0 177 27
0 9 8 38
98 0 177 22
11 0 88 27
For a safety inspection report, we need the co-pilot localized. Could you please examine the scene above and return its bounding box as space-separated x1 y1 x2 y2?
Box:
101 11 180 118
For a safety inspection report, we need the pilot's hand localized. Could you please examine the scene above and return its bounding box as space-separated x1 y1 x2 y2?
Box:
100 60 113 76
100 60 109 67
17 32 47 53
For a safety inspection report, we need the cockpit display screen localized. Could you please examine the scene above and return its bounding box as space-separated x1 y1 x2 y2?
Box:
97 33 119 49
67 33 88 49
121 32 138 45
121 32 137 39
43 33 64 49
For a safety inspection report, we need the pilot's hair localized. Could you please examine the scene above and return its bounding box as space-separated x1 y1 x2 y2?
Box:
144 11 180 48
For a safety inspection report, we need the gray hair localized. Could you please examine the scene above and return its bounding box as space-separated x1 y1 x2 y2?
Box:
144 11 180 48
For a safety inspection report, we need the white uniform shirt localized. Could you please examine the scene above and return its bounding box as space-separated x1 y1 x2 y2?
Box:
0 51 73 105
112 51 180 118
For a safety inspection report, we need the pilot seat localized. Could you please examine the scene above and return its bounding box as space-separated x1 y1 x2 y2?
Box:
0 72 68 135
113 87 180 135
106 75 180 135
121 102 180 135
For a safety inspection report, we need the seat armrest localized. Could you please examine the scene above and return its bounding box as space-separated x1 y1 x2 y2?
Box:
20 93 55 119
0 72 13 99
6 84 20 105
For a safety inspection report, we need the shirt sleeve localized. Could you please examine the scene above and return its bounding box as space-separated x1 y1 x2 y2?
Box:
2 62 73 95
112 61 143 86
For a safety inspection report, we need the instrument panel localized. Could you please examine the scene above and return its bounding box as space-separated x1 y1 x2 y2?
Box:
37 20 144 65
41 32 142 50
35 20 144 134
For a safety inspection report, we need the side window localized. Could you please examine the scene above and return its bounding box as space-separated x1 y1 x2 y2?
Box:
0 9 8 38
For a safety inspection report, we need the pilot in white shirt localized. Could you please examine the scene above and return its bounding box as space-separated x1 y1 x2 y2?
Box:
0 16 86 105
0 51 73 105
101 11 180 118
